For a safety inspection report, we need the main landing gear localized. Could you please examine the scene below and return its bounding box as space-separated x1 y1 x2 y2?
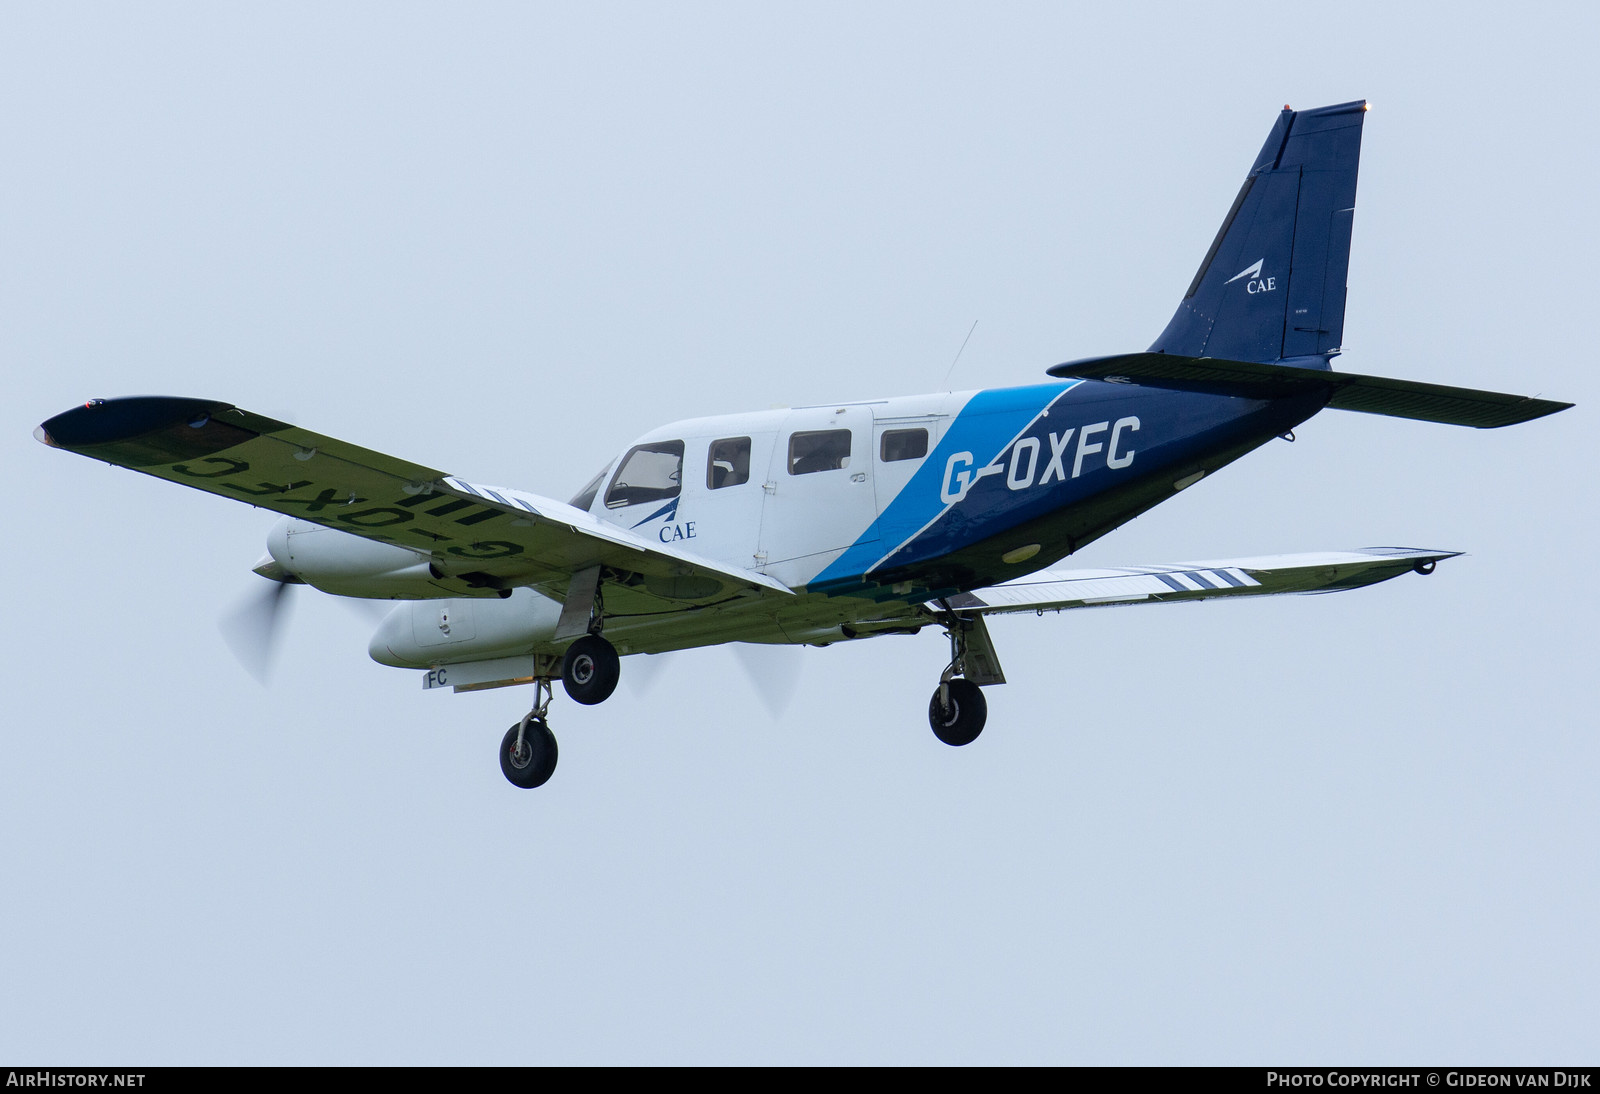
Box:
929 677 986 747
926 609 1004 747
561 633 620 705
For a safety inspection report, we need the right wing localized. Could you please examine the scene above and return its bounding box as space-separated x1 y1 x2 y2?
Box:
36 396 792 606
936 548 1459 615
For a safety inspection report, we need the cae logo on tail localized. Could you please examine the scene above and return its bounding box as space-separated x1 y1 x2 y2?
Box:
1225 258 1276 294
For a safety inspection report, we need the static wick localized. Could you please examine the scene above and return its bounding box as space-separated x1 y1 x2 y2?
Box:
942 320 979 392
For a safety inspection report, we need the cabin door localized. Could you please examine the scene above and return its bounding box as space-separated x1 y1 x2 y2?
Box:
757 406 878 580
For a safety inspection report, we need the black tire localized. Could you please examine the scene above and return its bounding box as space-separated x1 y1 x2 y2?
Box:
928 678 987 747
562 634 620 705
500 717 558 789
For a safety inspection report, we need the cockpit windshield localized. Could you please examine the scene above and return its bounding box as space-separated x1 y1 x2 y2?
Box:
605 441 685 509
568 462 613 512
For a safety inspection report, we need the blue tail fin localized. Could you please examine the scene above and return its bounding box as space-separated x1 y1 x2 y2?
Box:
1151 100 1367 366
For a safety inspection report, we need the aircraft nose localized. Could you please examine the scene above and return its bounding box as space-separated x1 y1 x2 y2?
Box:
367 603 420 667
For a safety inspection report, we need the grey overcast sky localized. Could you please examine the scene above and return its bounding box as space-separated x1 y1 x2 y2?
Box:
3 1 1596 1065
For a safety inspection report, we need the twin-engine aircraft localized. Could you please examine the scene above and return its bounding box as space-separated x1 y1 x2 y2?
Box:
37 101 1570 788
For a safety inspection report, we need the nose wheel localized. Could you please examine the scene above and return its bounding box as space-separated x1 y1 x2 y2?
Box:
500 677 559 788
501 714 558 788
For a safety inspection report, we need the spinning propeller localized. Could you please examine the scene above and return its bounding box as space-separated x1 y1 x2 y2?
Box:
218 574 297 684
626 642 803 718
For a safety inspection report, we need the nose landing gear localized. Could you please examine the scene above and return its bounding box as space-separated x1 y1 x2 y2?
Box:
501 679 559 789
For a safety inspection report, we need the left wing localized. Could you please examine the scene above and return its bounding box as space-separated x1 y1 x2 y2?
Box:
36 396 792 606
935 548 1458 615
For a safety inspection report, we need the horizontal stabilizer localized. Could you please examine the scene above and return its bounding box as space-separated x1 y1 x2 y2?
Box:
1047 353 1573 428
936 547 1460 617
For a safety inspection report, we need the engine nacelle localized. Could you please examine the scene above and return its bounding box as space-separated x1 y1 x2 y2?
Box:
264 517 446 599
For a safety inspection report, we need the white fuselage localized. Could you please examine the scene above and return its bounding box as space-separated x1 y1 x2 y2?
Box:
298 379 1304 670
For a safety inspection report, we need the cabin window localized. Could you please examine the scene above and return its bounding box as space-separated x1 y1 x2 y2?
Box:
605 441 684 508
880 428 928 462
788 429 851 475
568 461 613 512
707 437 751 490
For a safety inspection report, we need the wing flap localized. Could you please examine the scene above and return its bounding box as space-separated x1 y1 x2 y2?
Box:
939 548 1459 616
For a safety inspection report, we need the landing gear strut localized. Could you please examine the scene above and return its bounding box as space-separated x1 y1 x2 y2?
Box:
501 678 558 789
555 570 621 705
499 571 625 787
925 610 996 747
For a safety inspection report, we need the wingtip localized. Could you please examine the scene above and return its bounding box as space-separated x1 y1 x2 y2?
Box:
1372 547 1464 560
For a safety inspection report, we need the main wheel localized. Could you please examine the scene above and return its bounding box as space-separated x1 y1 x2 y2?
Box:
500 717 558 788
928 678 987 746
562 634 620 705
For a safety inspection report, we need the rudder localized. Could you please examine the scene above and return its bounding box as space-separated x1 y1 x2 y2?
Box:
1151 100 1367 365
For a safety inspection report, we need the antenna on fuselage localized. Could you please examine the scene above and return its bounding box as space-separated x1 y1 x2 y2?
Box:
942 319 979 391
